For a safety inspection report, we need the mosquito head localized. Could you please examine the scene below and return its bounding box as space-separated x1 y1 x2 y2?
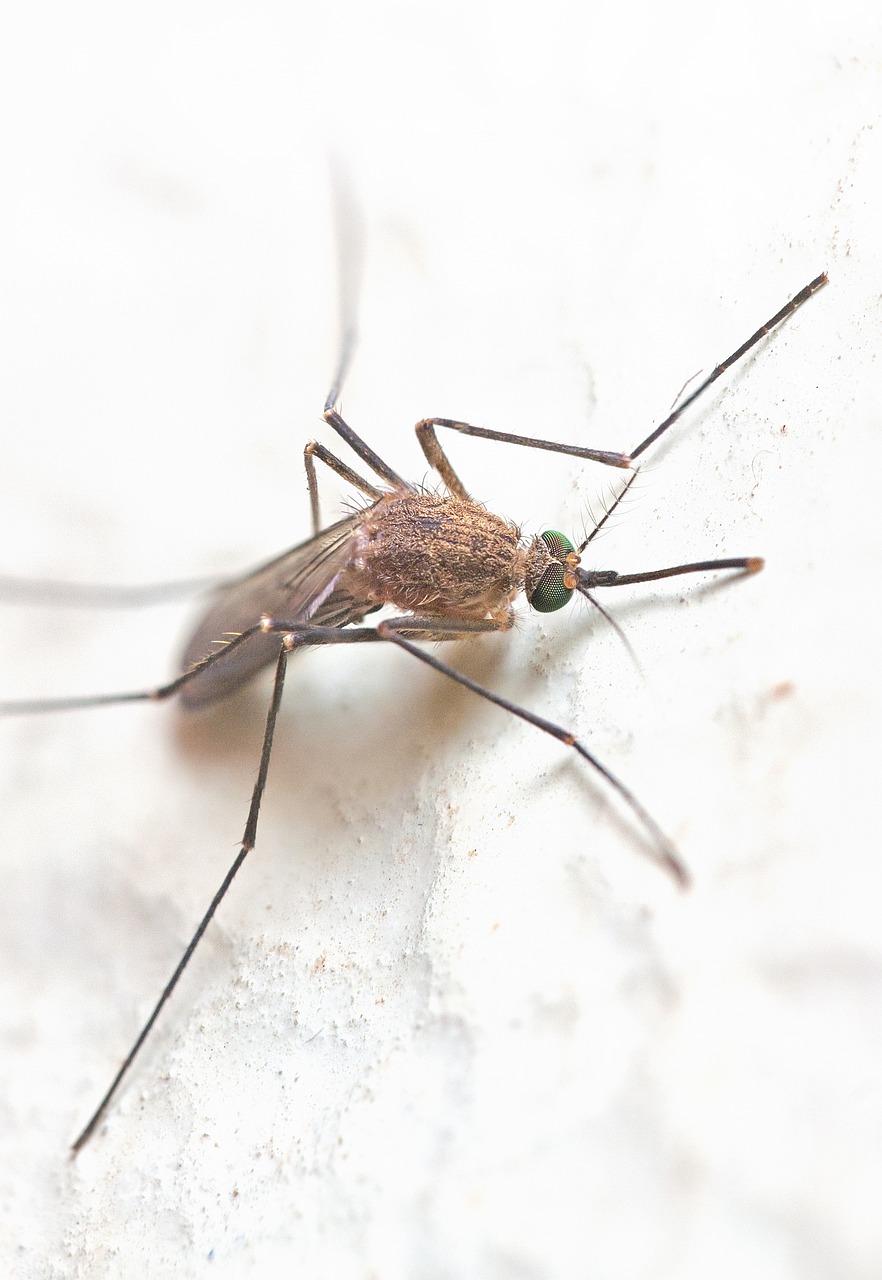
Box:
526 530 581 613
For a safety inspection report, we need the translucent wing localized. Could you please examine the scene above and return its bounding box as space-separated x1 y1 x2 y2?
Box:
179 512 370 709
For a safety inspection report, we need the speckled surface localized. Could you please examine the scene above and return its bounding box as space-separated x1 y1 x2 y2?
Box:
1 6 880 1278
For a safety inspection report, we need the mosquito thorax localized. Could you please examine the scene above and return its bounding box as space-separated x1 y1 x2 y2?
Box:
525 530 579 613
358 491 524 615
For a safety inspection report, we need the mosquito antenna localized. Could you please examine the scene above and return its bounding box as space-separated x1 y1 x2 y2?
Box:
578 469 641 552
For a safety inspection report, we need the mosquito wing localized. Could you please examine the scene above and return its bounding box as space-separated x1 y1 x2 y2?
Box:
179 512 372 709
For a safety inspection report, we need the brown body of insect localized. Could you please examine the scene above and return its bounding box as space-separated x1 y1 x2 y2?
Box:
354 492 542 623
176 411 577 712
181 490 552 706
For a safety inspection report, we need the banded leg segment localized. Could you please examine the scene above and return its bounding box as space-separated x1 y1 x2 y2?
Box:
303 440 383 535
71 641 293 1153
322 404 413 493
0 614 506 717
628 273 828 461
376 621 689 888
415 417 632 501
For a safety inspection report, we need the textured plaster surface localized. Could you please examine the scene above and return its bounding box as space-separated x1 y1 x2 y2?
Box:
1 4 881 1278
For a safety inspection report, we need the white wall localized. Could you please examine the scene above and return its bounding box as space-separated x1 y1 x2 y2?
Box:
1 3 880 1278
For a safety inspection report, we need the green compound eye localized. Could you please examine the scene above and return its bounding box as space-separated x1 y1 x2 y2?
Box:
530 530 576 613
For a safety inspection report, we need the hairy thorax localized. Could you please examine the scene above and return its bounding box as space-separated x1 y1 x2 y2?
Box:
351 491 527 622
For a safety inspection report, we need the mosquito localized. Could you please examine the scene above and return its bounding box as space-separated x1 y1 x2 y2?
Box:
0 269 828 1152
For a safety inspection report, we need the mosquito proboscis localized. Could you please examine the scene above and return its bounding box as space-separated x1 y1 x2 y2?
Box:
0 268 828 1152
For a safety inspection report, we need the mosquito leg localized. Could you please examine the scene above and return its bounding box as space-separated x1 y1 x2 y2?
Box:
416 418 631 500
71 642 292 1154
319 161 411 492
413 420 470 499
375 623 689 887
67 612 506 1148
303 441 383 535
413 276 828 484
260 614 503 647
0 612 501 718
628 273 828 462
0 574 222 609
374 615 505 641
0 618 284 715
324 157 363 416
321 404 414 493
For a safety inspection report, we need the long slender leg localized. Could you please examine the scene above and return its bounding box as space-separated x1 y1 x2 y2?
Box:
0 574 222 609
324 157 364 417
67 613 500 1149
0 613 502 717
0 616 377 716
319 162 412 494
322 405 414 493
70 642 293 1153
415 418 632 501
375 622 689 888
628 273 828 461
411 276 827 494
0 618 281 715
303 441 383 535
261 614 503 644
